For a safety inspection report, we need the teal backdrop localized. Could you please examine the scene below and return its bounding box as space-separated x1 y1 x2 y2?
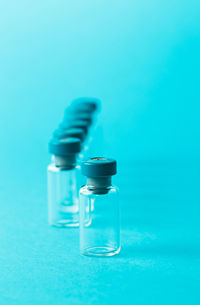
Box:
0 1 200 304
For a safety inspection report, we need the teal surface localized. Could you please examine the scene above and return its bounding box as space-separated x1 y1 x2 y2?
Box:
0 1 200 304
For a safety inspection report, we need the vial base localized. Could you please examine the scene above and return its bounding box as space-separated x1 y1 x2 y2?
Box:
81 246 120 257
50 219 79 227
49 209 79 227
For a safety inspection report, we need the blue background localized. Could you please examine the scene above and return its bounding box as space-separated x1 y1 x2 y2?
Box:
0 1 200 304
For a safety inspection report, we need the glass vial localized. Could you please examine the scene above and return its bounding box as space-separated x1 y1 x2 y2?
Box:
79 157 120 256
47 137 81 227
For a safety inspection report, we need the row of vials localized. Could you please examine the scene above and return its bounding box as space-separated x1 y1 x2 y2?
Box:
47 98 120 257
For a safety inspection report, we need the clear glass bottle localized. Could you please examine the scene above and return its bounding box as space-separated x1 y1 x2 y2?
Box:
47 137 81 227
79 157 120 256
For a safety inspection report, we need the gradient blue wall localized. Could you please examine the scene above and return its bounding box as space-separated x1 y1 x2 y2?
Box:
1 0 200 172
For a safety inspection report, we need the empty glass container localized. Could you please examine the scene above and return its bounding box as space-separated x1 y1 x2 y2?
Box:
79 157 120 256
47 137 81 227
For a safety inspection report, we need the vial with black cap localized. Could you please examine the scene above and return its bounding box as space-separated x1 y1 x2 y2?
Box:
60 119 89 138
53 127 85 143
79 157 120 256
66 97 101 148
63 112 93 127
70 97 100 114
47 138 81 227
60 119 91 156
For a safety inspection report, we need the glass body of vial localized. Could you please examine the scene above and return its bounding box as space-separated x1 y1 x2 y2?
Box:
79 157 120 256
47 137 81 227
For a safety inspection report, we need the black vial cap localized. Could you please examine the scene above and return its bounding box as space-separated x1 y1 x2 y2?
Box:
49 138 81 156
81 157 117 177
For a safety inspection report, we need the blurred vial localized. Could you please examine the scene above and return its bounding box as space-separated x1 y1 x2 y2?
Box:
68 97 101 139
63 112 93 126
60 119 91 156
79 157 120 257
60 119 89 138
47 138 81 227
70 97 100 115
53 127 85 143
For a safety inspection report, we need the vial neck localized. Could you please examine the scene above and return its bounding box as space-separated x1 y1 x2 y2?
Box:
87 177 112 193
52 154 76 169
